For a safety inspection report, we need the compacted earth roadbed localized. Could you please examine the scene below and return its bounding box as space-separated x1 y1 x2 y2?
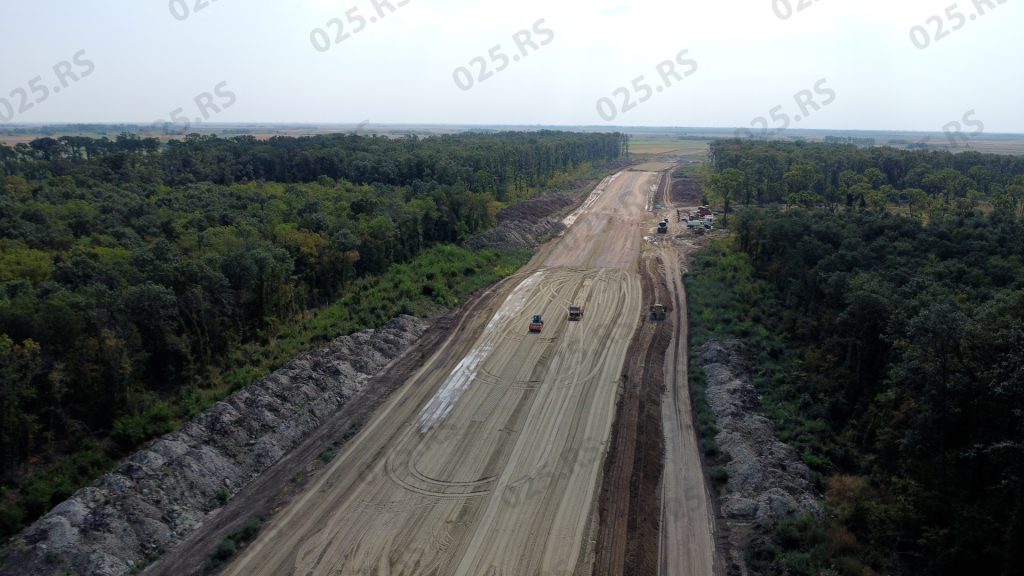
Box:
218 171 655 576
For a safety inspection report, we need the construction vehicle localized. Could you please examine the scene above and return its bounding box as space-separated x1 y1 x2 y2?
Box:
529 314 545 332
650 303 666 320
657 219 669 234
568 306 584 321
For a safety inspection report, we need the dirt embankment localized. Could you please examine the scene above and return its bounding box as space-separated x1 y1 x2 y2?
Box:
696 341 821 575
469 192 574 251
0 317 428 576
671 177 704 206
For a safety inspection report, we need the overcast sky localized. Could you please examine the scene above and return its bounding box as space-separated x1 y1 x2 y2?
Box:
1 0 1021 132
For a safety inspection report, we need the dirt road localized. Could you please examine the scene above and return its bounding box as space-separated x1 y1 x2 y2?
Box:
222 171 656 576
587 168 722 576
656 174 722 576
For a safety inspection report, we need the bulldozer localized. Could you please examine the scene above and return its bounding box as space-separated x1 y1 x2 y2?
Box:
529 314 545 332
568 306 584 321
649 303 666 320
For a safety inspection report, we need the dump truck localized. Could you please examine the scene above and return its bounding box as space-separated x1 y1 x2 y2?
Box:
650 303 666 320
568 306 583 321
529 314 544 332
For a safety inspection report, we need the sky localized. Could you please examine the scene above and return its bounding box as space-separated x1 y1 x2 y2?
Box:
0 0 1021 132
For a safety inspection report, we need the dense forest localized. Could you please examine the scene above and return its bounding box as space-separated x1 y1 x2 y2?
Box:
705 140 1024 219
691 142 1023 575
0 130 625 538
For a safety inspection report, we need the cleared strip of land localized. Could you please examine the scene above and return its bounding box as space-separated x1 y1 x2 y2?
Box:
223 171 654 575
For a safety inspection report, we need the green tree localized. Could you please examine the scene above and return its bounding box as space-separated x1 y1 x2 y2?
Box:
707 168 746 226
783 162 822 201
0 336 42 482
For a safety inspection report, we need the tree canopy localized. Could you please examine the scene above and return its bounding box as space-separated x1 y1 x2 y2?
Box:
708 140 1024 219
690 141 1024 576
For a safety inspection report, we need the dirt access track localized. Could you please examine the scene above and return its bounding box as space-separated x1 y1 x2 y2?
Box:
210 169 713 576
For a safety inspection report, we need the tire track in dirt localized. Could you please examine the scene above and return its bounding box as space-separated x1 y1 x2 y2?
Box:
590 253 671 576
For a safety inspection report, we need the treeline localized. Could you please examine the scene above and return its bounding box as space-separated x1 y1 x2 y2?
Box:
690 143 1024 575
0 130 624 538
706 140 1024 218
823 136 875 146
2 131 626 200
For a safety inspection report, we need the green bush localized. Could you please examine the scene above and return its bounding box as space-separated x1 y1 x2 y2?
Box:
112 401 176 450
711 467 729 484
17 441 112 522
0 490 23 537
701 438 720 457
747 514 831 576
208 539 236 569
207 517 264 570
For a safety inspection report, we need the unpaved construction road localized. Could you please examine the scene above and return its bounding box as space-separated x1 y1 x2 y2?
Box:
222 171 671 576
657 214 721 576
215 168 722 576
588 170 722 576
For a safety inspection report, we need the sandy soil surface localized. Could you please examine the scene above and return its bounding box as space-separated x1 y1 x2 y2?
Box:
586 167 722 576
220 171 655 576
655 172 724 576
658 249 720 576
629 162 676 172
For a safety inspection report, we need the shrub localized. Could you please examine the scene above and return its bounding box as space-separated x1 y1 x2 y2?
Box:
0 491 23 539
208 539 236 568
711 467 729 484
207 517 264 569
111 401 176 450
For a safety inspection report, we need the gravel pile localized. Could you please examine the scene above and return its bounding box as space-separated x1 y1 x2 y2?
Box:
697 340 821 575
